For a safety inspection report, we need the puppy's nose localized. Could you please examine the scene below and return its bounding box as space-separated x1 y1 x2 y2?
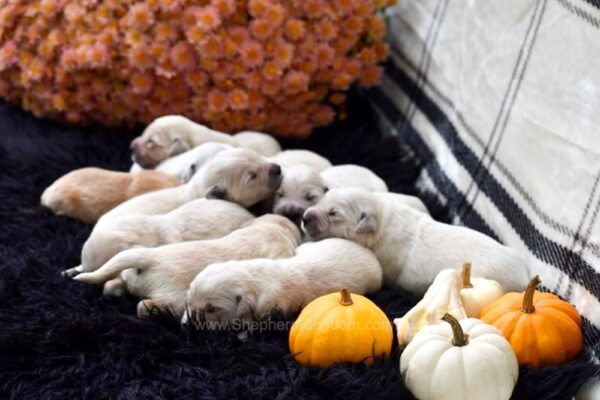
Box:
268 163 282 177
302 210 317 226
130 138 140 151
282 206 305 223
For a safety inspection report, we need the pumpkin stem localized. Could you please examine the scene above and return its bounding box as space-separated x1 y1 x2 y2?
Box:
461 262 473 288
522 275 541 313
339 288 353 306
442 313 469 347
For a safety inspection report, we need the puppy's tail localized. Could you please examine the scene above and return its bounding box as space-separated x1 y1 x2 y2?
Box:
73 248 153 284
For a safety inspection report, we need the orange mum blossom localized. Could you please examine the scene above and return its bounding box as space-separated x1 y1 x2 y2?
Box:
0 0 392 138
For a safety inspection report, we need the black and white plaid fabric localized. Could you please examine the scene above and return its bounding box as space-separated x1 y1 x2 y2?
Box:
371 0 600 364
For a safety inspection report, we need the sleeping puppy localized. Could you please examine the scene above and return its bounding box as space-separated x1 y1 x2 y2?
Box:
130 142 232 181
41 168 180 224
321 165 388 192
183 238 382 325
74 215 301 318
302 188 529 294
273 165 423 225
99 147 281 224
63 199 254 278
267 150 332 172
130 115 281 168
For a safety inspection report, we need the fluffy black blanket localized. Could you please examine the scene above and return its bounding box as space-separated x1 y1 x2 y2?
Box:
0 94 595 400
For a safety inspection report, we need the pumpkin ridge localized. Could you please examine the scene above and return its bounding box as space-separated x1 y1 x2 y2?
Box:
487 311 520 335
356 299 392 362
290 294 338 365
350 301 373 363
309 304 348 366
542 309 583 360
507 314 532 365
481 303 520 322
535 301 582 325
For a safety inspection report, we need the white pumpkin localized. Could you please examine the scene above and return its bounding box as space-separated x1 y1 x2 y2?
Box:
400 314 519 400
460 262 505 317
394 269 466 346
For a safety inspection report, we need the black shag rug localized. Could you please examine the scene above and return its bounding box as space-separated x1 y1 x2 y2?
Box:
0 93 596 399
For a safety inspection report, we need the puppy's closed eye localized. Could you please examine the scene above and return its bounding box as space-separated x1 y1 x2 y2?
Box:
236 295 242 304
328 209 338 217
205 303 215 313
305 193 317 202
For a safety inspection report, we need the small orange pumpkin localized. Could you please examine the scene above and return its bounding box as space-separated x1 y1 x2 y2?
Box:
289 288 393 368
480 276 583 367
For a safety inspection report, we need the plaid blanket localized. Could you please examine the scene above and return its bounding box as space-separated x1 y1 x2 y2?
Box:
371 0 600 367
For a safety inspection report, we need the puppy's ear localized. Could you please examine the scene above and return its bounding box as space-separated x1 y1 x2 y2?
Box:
181 163 197 183
235 294 254 321
355 211 376 234
204 184 228 200
167 137 189 155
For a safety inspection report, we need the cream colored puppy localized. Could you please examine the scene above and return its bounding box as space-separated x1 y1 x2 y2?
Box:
99 148 282 224
130 142 232 180
321 165 388 191
63 199 254 278
267 150 331 172
273 165 421 225
183 238 382 325
41 168 181 224
302 188 529 294
75 215 301 318
130 115 281 168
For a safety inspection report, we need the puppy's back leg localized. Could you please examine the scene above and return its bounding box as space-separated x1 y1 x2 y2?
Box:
103 278 127 296
137 299 170 318
61 265 83 278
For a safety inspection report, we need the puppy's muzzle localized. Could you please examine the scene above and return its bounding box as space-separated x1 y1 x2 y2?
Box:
130 138 160 169
278 204 306 225
301 210 322 237
268 163 283 187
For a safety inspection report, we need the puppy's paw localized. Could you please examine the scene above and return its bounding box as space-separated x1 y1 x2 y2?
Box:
61 265 83 278
103 278 127 296
137 299 165 318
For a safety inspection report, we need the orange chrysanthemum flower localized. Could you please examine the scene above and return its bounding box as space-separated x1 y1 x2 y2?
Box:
0 0 390 137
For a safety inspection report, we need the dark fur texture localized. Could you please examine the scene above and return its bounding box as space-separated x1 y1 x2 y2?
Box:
0 94 596 399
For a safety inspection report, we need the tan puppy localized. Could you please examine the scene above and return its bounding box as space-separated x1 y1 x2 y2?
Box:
63 199 254 278
268 150 332 172
130 115 281 168
40 168 180 224
75 215 301 318
302 188 529 294
273 165 421 225
99 148 282 224
183 238 382 325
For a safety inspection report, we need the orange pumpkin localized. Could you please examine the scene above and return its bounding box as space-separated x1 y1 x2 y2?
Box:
289 288 393 368
480 275 583 367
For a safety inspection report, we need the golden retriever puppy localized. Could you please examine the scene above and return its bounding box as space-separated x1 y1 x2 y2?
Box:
302 188 529 294
183 238 382 325
40 168 180 224
63 199 254 278
273 165 420 225
130 142 232 180
267 150 332 172
74 215 301 318
99 148 282 224
130 115 281 168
